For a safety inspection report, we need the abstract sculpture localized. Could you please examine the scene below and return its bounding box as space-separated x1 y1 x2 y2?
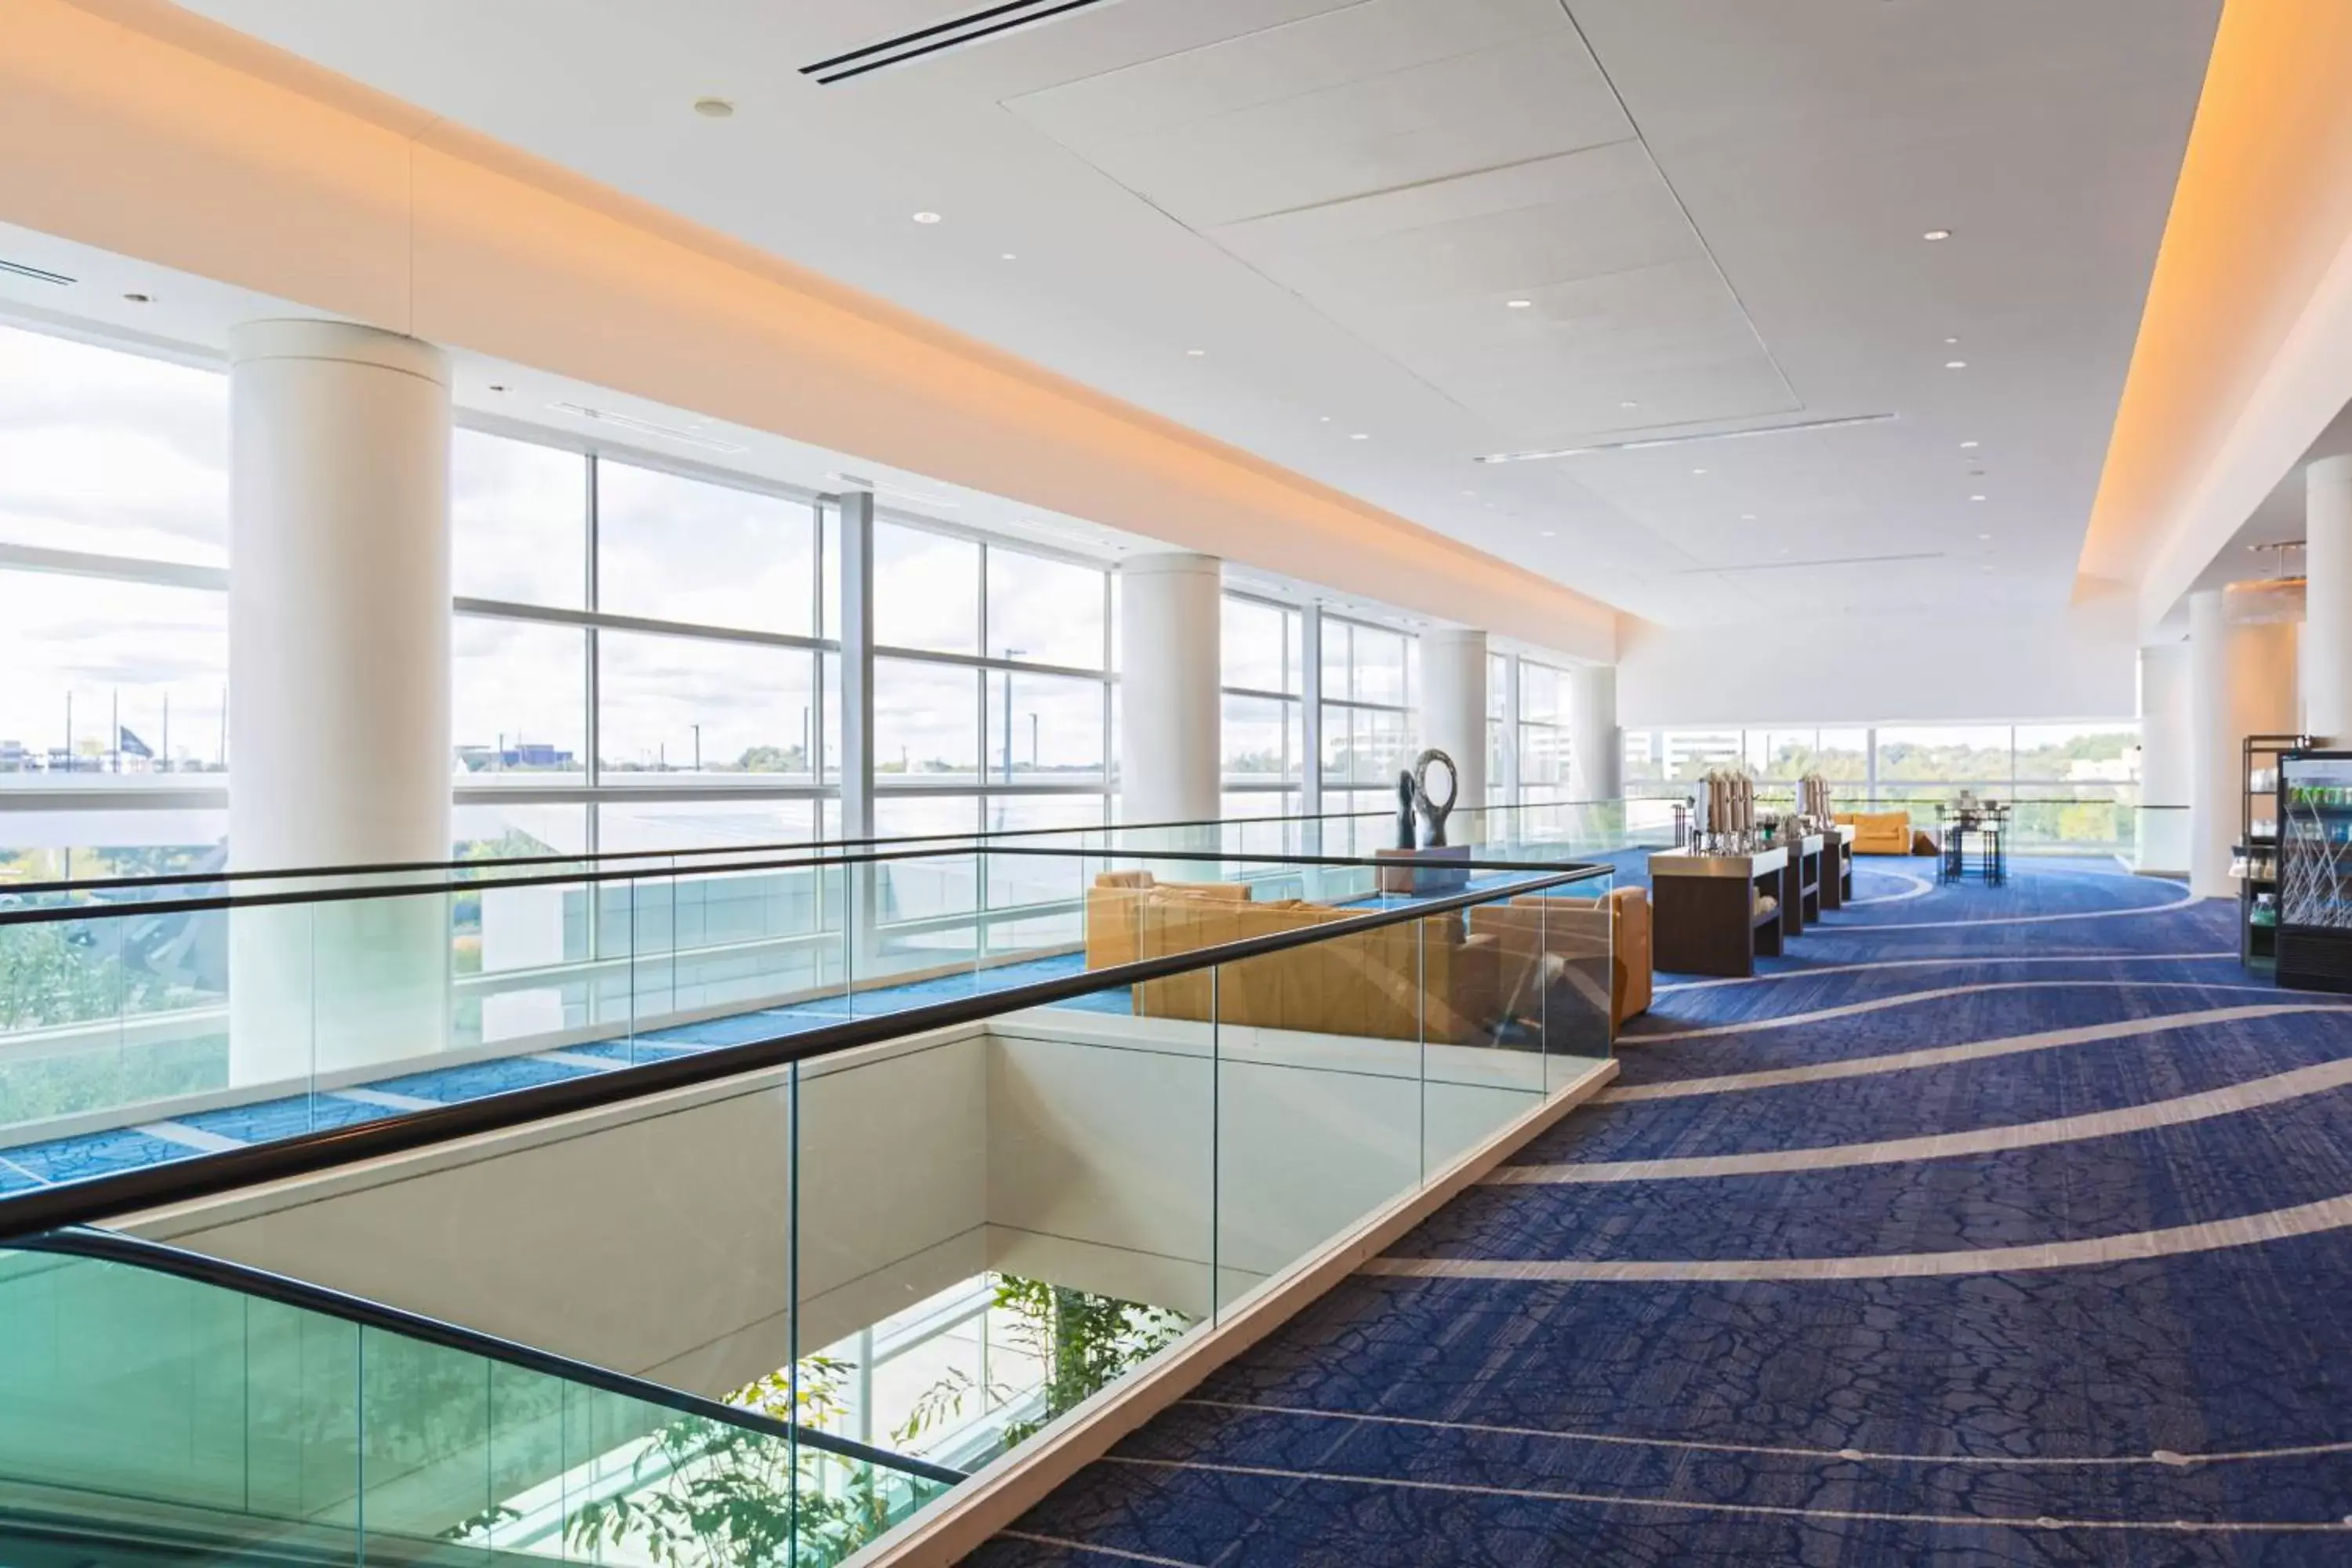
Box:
1394 769 1417 850
1412 748 1459 848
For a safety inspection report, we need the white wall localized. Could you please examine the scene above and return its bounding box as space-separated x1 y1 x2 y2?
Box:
1617 601 2140 727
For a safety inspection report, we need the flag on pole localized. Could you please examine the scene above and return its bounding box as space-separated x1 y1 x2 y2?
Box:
118 726 153 760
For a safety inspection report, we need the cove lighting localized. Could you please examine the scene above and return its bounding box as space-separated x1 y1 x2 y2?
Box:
550 402 747 453
1478 410 1897 465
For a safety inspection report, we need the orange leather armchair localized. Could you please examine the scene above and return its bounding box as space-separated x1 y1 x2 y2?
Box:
1836 811 1912 855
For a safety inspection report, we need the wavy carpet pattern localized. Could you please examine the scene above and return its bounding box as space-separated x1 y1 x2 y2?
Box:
967 856 2352 1565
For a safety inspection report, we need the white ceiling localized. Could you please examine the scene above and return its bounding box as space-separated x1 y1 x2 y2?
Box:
167 0 2220 628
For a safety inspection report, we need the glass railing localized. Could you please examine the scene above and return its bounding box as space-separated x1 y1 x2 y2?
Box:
0 1227 956 1566
0 838 1612 1217
1642 788 2147 857
0 846 1615 1565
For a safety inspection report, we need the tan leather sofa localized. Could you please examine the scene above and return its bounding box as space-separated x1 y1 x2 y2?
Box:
1835 811 1912 855
1465 886 1652 1033
1087 872 1499 1043
1084 873 1651 1044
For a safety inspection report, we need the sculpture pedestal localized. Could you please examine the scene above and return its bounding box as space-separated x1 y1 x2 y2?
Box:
1376 845 1471 895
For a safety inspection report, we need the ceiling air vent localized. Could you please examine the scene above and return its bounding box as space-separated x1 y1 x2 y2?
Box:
0 258 74 287
800 0 1122 85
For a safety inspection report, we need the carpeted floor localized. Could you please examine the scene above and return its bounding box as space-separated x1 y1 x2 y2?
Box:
965 856 2352 1565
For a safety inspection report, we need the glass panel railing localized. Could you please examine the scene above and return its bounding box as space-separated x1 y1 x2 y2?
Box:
0 1232 953 1566
0 844 1610 1213
1 855 1612 1563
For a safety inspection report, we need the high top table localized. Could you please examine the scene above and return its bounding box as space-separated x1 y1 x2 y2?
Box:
1650 846 1788 978
1820 824 1857 909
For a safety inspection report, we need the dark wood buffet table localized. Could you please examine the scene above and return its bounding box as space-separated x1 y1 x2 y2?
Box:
1820 824 1856 909
1650 847 1788 978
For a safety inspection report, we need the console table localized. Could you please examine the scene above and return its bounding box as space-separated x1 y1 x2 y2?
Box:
1650 847 1788 978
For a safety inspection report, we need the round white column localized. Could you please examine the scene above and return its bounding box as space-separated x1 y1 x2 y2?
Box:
1417 629 1488 836
229 320 452 1083
1119 554 1221 829
2137 642 2193 876
1567 665 1622 800
2306 455 2352 743
2188 586 2302 899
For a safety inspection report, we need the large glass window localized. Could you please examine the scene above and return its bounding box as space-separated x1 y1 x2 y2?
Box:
988 550 1105 669
873 522 980 655
0 323 227 566
452 430 584 607
875 659 982 784
985 669 1105 786
452 617 586 781
597 460 815 637
597 635 818 782
0 573 227 778
1318 615 1415 817
1220 594 1304 819
1517 659 1570 804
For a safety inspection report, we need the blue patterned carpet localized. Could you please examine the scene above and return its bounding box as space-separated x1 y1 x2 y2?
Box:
966 858 2352 1565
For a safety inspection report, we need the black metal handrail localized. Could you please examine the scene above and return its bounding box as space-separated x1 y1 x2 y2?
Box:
0 798 1621 899
13 1225 967 1487
0 839 1597 927
0 862 1607 1241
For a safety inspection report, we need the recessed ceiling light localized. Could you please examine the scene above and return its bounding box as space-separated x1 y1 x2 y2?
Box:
1944 336 1960 345
1979 532 1992 540
1924 229 1953 241
1740 513 1757 521
121 292 151 304
1319 416 1332 423
1349 433 1370 441
912 211 943 224
1960 440 1980 449
1945 360 1968 370
1462 489 1477 497
1506 299 1534 310
1000 252 1018 261
1970 494 1987 502
693 97 735 118
1691 468 1708 475
1541 529 1556 538
1619 400 1639 410
1185 348 1205 357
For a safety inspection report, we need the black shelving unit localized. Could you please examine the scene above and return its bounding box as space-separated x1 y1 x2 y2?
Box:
2241 734 2310 971
2277 748 2352 993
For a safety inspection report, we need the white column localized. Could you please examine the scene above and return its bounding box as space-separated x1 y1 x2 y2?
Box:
229 320 452 1083
1118 553 1221 827
1417 628 1487 837
2188 586 2302 898
2138 642 2193 875
1568 665 1622 800
2307 455 2352 743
